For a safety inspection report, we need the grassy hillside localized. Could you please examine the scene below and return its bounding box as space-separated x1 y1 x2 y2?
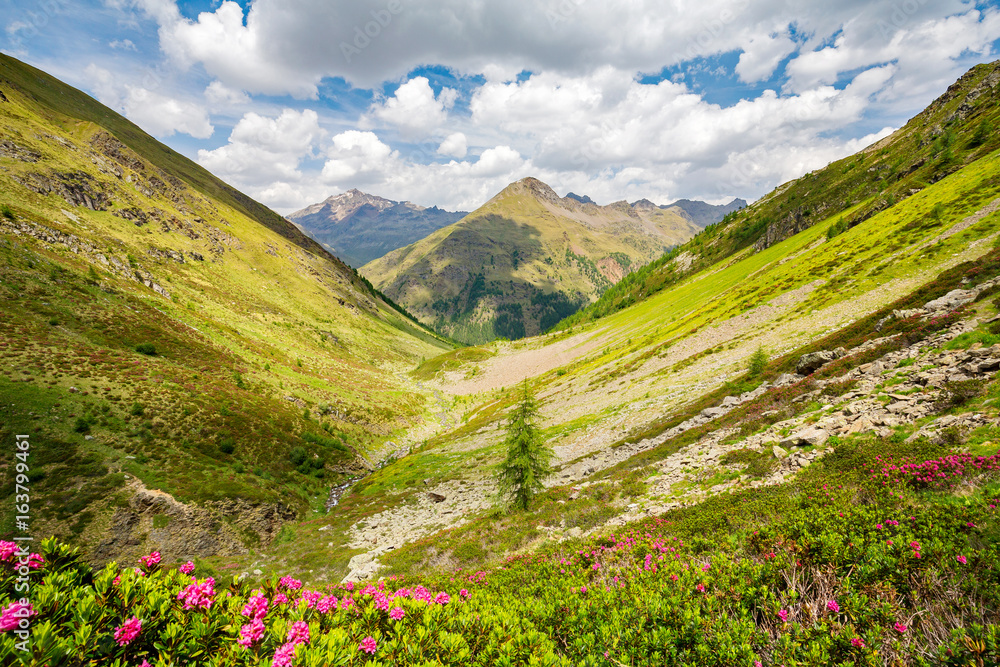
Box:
0 55 453 565
362 177 707 344
230 60 1000 586
560 59 1000 330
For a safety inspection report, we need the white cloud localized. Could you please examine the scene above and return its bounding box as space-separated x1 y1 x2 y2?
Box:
204 80 249 106
92 0 1000 216
109 39 137 51
367 77 457 139
471 146 524 177
83 63 213 139
438 132 468 158
735 32 796 83
197 108 323 189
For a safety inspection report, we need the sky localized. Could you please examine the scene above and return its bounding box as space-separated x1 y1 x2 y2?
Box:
3 0 1000 215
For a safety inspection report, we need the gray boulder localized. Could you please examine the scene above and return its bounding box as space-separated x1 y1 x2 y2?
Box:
796 350 843 375
924 288 976 312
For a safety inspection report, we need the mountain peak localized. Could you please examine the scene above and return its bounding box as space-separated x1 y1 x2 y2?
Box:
504 176 561 203
565 192 595 205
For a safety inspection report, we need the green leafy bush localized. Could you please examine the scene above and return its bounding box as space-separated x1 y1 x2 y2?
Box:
134 343 157 356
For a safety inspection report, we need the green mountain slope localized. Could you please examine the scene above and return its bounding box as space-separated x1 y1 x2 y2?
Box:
243 60 1000 585
287 189 467 268
0 54 452 565
361 177 737 344
560 59 1000 330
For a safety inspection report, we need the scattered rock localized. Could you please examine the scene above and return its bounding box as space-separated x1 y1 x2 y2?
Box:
924 288 976 312
796 349 843 375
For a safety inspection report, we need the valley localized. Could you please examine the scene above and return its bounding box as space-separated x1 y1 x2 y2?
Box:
2 51 1000 667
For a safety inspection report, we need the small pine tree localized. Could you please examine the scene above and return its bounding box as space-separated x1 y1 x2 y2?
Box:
748 345 768 377
495 381 552 511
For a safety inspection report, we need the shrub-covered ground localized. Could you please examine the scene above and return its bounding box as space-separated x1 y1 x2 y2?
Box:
3 426 998 665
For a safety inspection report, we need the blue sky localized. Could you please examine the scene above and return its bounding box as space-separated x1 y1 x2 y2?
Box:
3 0 1000 213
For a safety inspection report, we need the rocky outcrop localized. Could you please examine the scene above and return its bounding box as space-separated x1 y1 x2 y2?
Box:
796 348 845 375
91 484 296 567
13 171 108 210
0 139 40 162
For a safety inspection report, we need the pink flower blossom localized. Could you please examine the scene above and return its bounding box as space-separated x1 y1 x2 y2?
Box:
0 601 35 632
114 616 142 646
238 618 265 648
279 576 302 590
286 620 309 646
179 561 195 575
389 606 405 620
778 609 788 622
359 636 377 654
139 551 161 568
695 583 705 593
242 593 269 620
827 600 840 613
273 593 289 605
177 578 216 610
459 589 469 598
0 541 18 562
851 637 866 648
271 642 296 667
957 555 968 565
894 622 908 633
434 592 451 605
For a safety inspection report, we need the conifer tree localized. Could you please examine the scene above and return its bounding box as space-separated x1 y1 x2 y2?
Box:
495 381 552 511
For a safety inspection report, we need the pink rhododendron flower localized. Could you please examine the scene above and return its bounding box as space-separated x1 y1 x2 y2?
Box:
238 618 265 648
778 609 788 622
0 601 35 632
286 620 309 646
389 606 405 620
279 576 302 590
273 593 289 605
851 637 866 648
695 583 705 593
359 636 377 654
271 642 296 667
114 616 142 646
177 578 216 610
894 622 908 633
0 541 18 562
459 589 469 597
827 600 840 613
242 593 269 620
179 561 195 575
957 555 968 565
434 592 451 605
139 551 160 568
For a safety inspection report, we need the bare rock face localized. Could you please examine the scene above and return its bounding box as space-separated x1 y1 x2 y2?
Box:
13 171 109 210
796 349 844 375
924 288 977 312
91 486 296 567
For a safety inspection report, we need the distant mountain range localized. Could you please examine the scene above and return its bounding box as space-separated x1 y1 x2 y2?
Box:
287 190 467 267
359 177 745 344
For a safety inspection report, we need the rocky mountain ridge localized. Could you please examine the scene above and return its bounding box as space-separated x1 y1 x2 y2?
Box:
361 176 741 343
287 189 467 267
